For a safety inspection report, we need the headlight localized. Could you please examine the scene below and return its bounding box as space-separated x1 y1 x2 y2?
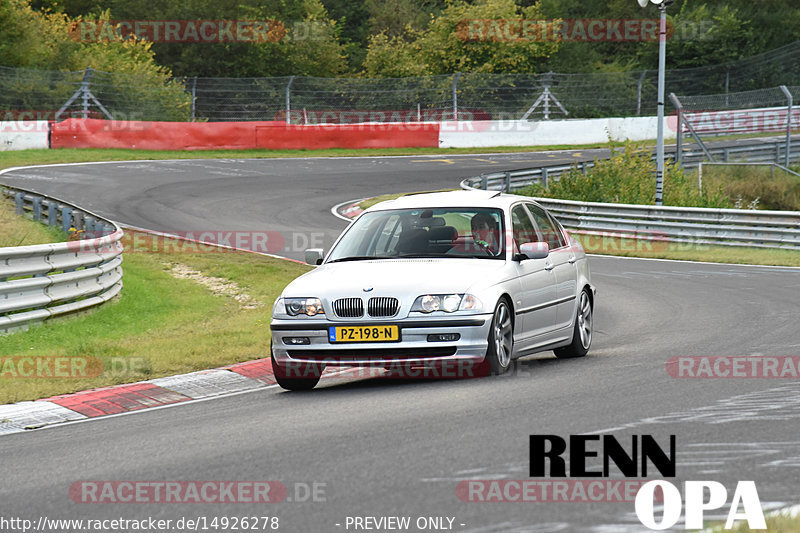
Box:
459 294 482 311
411 294 483 313
283 297 325 316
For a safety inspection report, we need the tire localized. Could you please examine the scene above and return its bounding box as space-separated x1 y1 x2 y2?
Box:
271 353 324 391
478 298 514 376
554 288 592 359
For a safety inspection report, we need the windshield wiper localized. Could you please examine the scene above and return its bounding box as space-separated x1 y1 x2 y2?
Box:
394 253 444 258
327 256 374 263
327 256 393 263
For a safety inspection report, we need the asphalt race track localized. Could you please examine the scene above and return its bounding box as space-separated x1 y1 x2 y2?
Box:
1 151 800 532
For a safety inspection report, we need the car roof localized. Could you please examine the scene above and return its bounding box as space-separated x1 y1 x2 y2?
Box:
365 190 539 212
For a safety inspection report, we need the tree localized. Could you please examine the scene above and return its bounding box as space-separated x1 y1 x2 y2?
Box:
364 0 559 77
0 0 191 120
33 0 348 77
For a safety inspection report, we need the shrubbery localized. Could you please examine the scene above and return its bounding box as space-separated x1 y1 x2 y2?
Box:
518 143 732 208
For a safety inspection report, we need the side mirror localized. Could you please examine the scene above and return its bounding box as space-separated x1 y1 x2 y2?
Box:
516 242 549 261
304 248 324 265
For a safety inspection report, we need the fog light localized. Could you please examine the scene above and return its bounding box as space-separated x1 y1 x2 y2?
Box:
427 333 460 342
283 337 310 345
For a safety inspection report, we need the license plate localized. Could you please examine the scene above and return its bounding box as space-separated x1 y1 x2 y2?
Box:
329 325 400 343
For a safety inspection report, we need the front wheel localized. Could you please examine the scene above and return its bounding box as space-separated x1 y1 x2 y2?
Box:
479 299 514 376
554 288 592 359
271 353 324 391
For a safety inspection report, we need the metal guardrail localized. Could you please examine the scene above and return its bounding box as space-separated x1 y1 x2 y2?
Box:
462 140 800 194
461 141 800 250
1 186 124 334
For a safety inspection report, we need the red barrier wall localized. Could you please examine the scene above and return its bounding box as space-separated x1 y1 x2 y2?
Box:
50 119 440 150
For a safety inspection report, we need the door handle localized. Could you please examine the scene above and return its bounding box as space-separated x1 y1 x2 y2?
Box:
568 255 576 264
544 261 554 271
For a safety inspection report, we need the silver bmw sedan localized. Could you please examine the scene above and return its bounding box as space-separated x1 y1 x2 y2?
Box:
270 190 595 390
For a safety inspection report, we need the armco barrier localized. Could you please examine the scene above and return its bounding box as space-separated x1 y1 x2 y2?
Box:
51 119 440 150
0 185 123 334
461 138 800 193
461 148 800 250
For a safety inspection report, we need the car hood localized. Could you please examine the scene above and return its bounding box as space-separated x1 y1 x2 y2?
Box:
283 258 507 299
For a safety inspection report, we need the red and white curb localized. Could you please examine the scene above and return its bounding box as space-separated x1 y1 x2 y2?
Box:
0 358 373 435
0 359 348 435
0 361 275 435
331 197 369 222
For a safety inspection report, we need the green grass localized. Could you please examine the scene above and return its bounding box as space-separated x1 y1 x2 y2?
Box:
1 196 311 403
575 234 800 267
3 130 782 170
0 244 310 403
698 164 800 211
705 508 800 532
0 197 67 247
0 143 613 172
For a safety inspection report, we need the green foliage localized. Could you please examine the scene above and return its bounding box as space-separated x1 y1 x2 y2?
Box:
363 0 558 77
0 1 191 120
701 165 800 211
36 0 349 77
518 142 731 208
539 0 799 73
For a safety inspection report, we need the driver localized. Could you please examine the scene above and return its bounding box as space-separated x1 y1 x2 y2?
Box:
470 212 499 253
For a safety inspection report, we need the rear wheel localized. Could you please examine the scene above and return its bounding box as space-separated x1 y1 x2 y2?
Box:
478 299 514 376
271 353 324 391
554 288 592 359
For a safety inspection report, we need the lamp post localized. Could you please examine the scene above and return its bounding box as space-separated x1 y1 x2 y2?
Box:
638 0 672 206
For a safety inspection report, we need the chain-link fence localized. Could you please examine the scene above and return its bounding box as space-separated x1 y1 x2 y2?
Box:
671 85 799 167
2 41 800 123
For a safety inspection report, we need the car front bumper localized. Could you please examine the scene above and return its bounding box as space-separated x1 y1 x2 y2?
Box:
270 315 493 368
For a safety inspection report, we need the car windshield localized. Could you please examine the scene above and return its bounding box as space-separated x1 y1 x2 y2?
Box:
327 207 505 262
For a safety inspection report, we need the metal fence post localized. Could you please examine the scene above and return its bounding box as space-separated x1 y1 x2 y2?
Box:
48 201 57 226
191 76 198 122
32 196 42 221
81 67 93 118
669 93 683 166
480 175 488 190
636 71 647 116
452 72 461 121
504 172 511 193
61 207 72 233
15 192 24 215
780 85 792 167
541 168 549 188
286 76 296 124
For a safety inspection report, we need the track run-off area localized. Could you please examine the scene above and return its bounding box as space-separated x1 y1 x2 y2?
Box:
1 149 800 532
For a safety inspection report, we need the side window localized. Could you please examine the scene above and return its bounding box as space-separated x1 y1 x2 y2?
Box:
525 203 566 250
511 205 540 250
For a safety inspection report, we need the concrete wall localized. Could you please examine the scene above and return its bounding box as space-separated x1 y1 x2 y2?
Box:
0 116 680 151
438 116 677 148
0 121 50 151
